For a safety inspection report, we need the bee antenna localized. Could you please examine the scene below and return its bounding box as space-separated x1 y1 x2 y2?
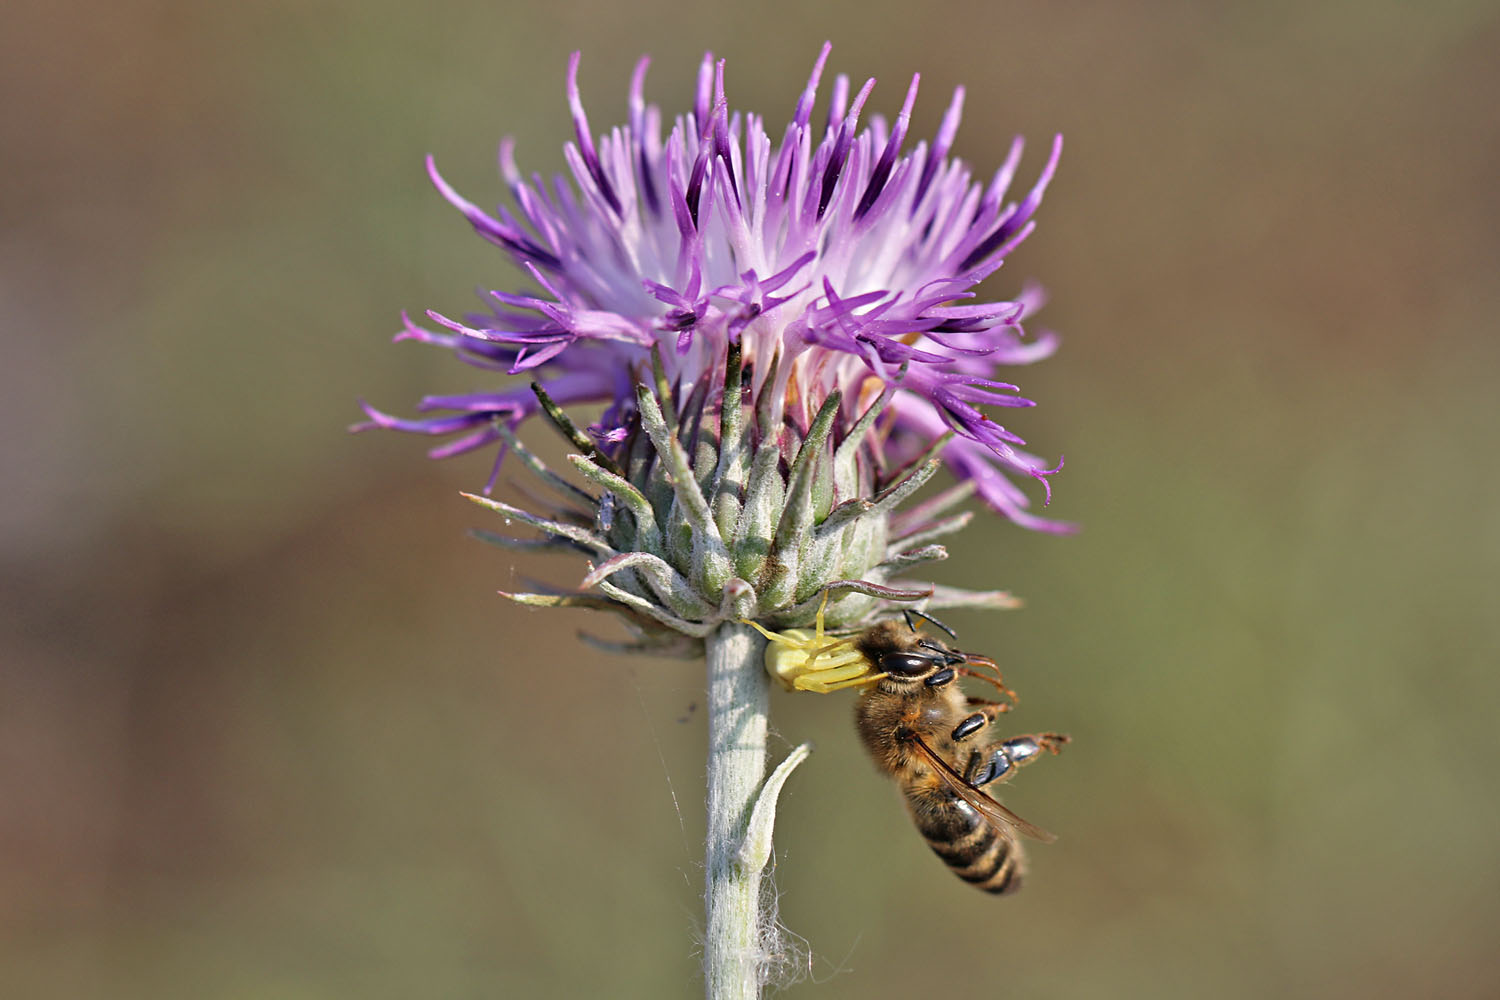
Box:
915 639 964 665
902 608 957 640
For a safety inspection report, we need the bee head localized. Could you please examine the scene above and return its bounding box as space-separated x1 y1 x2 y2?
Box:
853 620 969 689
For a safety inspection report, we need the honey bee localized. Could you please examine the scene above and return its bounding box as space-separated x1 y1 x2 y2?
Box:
751 605 1067 894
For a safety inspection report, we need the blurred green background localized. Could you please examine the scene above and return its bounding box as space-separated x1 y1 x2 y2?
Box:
4 0 1498 996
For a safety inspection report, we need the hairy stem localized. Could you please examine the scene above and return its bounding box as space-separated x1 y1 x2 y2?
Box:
704 621 770 1000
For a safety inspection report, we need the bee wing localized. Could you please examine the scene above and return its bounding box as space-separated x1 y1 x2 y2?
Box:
907 731 1058 844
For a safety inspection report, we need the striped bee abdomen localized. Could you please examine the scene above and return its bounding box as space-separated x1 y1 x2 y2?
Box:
907 786 1025 895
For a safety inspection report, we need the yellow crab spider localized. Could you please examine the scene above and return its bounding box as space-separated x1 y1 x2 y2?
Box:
741 591 889 693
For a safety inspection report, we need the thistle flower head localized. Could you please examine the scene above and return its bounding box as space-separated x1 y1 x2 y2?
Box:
359 45 1071 647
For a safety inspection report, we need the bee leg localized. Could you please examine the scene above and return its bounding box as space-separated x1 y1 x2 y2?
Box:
962 746 1013 788
951 700 1007 742
957 654 1018 703
952 712 988 742
963 733 1070 788
1030 733 1071 755
1003 733 1070 764
954 668 1019 709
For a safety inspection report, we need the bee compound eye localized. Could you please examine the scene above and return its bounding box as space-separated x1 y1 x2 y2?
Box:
1001 737 1040 764
879 651 939 677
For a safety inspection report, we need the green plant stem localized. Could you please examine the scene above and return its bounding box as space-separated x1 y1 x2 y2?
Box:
704 621 770 1000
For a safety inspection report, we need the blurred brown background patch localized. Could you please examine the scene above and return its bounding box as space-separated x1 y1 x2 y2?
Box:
3 0 1498 996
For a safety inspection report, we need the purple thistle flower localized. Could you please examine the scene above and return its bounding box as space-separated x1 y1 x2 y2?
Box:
359 54 1081 973
359 44 1072 534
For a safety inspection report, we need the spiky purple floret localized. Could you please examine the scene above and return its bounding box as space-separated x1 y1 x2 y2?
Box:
359 44 1073 532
